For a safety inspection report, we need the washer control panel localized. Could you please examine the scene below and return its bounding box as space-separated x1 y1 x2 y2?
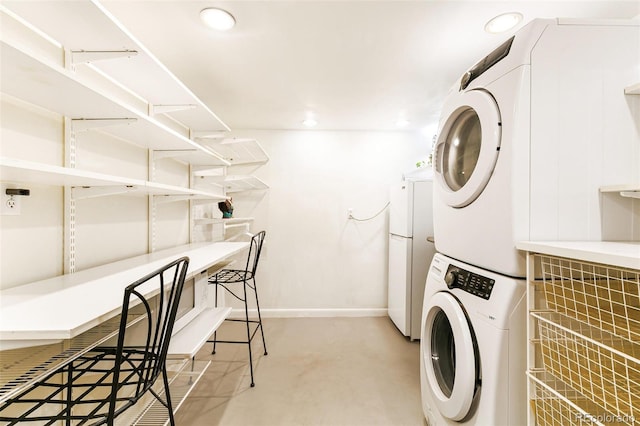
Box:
444 264 494 300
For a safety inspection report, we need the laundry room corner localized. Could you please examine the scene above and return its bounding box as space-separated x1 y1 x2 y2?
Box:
228 129 431 317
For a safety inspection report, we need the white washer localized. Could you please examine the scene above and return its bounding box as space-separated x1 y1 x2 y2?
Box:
420 253 526 425
433 19 640 278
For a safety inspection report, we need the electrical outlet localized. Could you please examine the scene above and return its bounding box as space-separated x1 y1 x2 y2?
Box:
0 185 22 216
2 185 21 216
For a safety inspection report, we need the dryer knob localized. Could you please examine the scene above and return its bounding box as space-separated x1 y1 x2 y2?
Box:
444 270 458 289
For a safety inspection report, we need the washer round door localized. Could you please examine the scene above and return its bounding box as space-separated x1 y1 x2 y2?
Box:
421 291 479 421
434 89 501 208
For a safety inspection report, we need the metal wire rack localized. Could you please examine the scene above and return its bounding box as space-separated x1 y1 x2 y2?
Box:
0 313 142 403
530 254 640 426
539 255 640 343
528 370 615 426
533 311 640 423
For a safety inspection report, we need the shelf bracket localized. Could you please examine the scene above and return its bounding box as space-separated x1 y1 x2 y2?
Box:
71 185 140 200
70 49 138 65
71 118 137 132
149 104 197 115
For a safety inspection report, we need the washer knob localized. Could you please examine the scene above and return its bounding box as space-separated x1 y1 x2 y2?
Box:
444 270 458 288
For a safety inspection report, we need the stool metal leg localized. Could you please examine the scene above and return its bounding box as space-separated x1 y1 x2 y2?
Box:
212 281 219 355
253 276 268 356
243 280 256 387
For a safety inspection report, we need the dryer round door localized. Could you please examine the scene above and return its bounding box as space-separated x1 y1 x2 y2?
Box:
434 89 501 208
421 291 479 421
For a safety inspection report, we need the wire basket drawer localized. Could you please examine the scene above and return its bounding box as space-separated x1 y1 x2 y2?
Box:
528 370 622 426
539 255 640 343
533 311 640 424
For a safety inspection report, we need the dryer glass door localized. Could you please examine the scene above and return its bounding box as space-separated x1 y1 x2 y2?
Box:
434 89 501 207
422 291 479 421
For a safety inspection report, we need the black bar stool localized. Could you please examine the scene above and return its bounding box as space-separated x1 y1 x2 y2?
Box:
208 230 267 387
0 257 190 425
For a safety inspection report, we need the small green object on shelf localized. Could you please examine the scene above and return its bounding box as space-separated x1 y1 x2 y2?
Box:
218 199 233 218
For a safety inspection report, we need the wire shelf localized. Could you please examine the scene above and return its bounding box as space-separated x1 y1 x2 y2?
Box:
538 255 640 343
0 311 145 403
533 311 640 423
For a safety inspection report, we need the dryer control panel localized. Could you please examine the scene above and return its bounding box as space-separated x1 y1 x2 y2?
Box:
443 265 495 300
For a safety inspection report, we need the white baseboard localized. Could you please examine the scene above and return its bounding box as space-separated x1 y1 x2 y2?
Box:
229 308 387 318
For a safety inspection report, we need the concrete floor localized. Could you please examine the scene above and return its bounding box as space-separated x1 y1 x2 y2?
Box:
175 316 425 426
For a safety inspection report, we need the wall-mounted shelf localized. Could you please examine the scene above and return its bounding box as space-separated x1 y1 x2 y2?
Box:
192 172 269 194
0 157 227 200
624 82 640 95
152 149 230 167
224 175 269 193
599 185 640 241
193 217 254 226
600 184 640 199
195 137 270 167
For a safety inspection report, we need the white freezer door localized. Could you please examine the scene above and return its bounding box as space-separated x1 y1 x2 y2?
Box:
388 233 412 336
389 182 413 238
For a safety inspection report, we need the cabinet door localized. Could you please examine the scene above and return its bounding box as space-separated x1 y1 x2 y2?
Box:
389 182 413 237
388 234 412 335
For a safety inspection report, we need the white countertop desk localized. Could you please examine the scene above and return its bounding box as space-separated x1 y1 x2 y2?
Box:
0 242 248 349
0 242 248 412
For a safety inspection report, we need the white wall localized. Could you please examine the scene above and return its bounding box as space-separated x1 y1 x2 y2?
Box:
229 129 428 316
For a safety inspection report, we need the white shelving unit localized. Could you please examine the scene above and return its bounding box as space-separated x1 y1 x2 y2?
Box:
1 1 248 269
517 241 640 426
0 1 261 422
1 1 229 135
191 138 269 242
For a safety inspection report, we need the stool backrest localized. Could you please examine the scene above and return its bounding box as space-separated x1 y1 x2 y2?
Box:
244 231 266 275
110 256 189 417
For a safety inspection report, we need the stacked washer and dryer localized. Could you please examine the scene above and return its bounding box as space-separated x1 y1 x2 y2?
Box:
420 19 640 425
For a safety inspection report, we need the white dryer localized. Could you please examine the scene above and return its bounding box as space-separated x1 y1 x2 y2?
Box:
420 253 527 425
433 19 640 277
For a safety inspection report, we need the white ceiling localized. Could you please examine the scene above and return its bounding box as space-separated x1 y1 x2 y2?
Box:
94 1 640 133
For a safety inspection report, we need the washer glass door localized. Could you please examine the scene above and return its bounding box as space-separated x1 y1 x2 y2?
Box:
434 89 501 208
422 291 479 421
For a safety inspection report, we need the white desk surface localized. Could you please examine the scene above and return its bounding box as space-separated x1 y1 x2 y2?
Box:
0 242 248 342
516 241 640 270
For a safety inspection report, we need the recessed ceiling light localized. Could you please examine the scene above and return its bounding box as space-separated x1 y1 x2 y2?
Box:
484 12 523 34
200 8 236 31
396 118 410 128
303 118 318 127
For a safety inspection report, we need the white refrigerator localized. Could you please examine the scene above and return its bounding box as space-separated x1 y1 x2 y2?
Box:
388 178 436 340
